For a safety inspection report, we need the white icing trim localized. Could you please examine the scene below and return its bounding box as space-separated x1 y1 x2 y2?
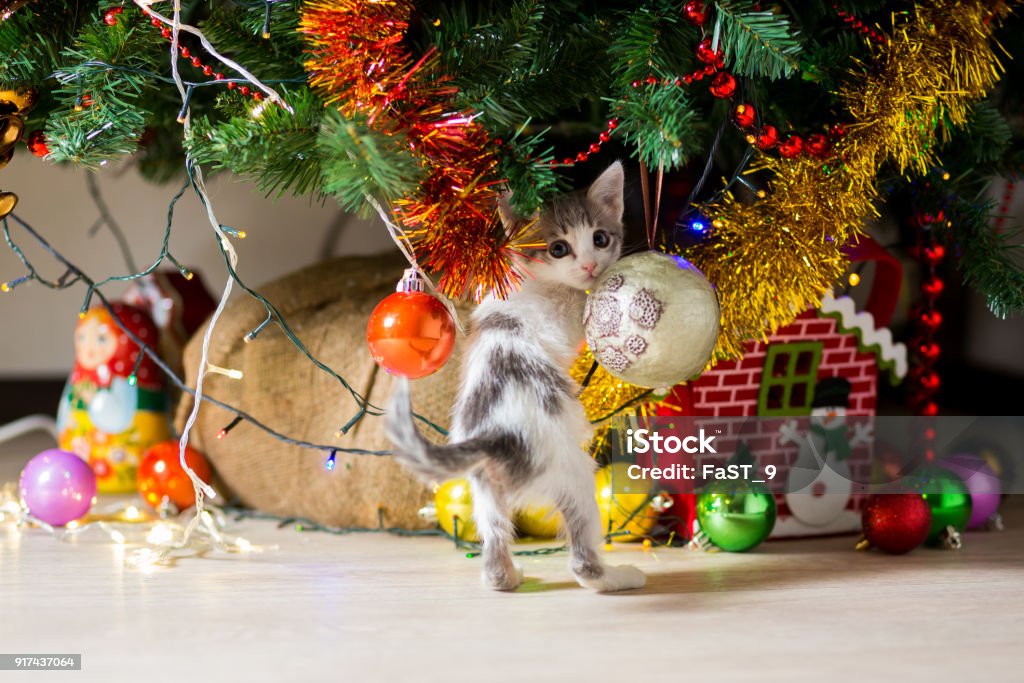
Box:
819 292 908 379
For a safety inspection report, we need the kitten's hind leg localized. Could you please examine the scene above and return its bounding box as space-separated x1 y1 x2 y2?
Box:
556 459 646 592
470 473 522 591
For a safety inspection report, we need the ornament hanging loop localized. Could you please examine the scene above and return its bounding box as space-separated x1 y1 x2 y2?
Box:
396 268 426 293
639 161 666 249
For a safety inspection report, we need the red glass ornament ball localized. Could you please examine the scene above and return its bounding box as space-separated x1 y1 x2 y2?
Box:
920 370 941 391
683 0 707 25
755 125 779 150
922 276 945 298
709 72 737 99
137 441 213 510
918 342 941 361
777 134 804 158
103 7 123 25
695 38 722 65
26 129 49 157
366 291 456 379
730 103 756 129
919 310 943 330
923 244 946 264
806 133 831 158
861 493 932 554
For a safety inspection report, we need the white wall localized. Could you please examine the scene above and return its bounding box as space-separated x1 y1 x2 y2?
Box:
0 156 394 377
3 156 1022 378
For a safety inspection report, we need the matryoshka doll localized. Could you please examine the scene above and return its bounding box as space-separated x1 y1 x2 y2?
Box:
56 302 171 493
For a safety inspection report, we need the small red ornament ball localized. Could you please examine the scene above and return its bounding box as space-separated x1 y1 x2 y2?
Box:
137 441 213 510
922 276 945 298
366 291 456 379
695 38 721 65
805 133 831 158
730 103 756 129
861 493 932 554
103 6 123 25
683 1 707 25
755 125 779 150
26 129 49 157
778 134 804 158
923 244 946 264
709 72 737 99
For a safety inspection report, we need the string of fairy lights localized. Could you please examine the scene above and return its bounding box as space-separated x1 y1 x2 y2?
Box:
0 0 763 558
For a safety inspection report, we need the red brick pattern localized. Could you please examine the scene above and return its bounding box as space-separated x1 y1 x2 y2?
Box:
670 311 881 527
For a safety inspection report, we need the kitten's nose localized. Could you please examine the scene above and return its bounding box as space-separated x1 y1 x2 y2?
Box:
581 262 597 276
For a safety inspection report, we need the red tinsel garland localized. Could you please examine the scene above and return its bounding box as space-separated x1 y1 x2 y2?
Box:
300 0 535 300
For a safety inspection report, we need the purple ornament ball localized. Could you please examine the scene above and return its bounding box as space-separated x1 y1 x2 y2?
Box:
940 453 1001 529
18 449 97 526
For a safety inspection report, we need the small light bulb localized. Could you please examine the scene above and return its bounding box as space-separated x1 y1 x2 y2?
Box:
848 272 861 287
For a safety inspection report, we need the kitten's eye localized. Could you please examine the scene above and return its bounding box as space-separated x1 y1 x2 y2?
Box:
548 240 571 258
593 230 611 248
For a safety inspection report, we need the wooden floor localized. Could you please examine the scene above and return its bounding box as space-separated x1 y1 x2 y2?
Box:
1 433 1022 683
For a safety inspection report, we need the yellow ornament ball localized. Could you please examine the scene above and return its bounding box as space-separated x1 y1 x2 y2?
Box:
516 504 563 539
595 462 659 542
434 479 478 542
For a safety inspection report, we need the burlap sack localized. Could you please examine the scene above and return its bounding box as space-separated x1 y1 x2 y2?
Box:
175 254 466 529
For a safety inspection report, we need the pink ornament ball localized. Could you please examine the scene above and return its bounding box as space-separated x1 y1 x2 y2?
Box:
18 449 97 526
939 453 1002 529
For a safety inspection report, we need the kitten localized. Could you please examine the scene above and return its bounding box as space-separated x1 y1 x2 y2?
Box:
386 162 646 592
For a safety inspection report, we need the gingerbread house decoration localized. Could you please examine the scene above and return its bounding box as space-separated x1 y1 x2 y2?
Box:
661 237 908 538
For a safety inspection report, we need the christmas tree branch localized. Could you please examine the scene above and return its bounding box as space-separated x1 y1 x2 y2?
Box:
714 0 803 80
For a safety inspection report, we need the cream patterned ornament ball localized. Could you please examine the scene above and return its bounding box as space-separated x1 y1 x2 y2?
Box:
584 252 720 388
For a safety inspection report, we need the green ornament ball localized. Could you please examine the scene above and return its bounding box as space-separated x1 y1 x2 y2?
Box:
914 466 972 545
696 481 777 552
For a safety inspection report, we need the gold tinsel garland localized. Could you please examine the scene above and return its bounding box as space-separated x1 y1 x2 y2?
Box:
689 0 1009 360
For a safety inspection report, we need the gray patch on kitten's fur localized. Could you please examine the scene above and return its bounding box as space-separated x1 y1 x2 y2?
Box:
462 347 573 428
476 313 524 334
546 194 597 236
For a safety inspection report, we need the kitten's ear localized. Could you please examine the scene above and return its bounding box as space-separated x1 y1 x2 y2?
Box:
497 192 538 231
587 161 625 222
497 192 517 228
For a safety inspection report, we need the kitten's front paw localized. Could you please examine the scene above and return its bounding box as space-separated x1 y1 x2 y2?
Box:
575 564 646 592
482 562 524 592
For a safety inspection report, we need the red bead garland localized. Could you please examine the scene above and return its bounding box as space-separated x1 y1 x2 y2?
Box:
125 6 268 108
26 129 49 157
709 72 737 98
683 1 707 26
553 4 862 167
731 103 756 129
103 6 123 26
908 209 946 417
777 134 804 158
833 4 888 45
994 178 1016 233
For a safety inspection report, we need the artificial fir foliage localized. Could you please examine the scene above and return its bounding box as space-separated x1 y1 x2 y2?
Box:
1 0 1022 324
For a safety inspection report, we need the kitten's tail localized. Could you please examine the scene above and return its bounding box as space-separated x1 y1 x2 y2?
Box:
385 378 488 481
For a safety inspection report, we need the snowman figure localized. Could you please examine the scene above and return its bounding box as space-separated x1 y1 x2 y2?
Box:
778 377 872 528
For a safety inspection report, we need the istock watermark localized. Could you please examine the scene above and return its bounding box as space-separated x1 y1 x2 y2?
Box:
605 415 1024 495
